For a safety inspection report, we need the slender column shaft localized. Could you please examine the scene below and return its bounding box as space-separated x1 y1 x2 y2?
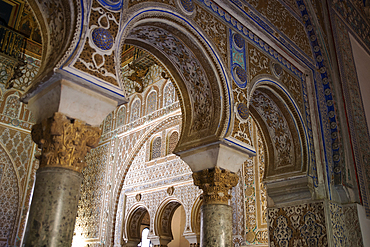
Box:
23 167 82 246
192 167 238 247
23 113 101 246
201 204 232 247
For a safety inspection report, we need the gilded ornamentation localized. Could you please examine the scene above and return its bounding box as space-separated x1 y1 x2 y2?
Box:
241 123 268 245
31 112 101 173
232 81 252 145
126 63 150 93
248 46 271 81
192 167 238 205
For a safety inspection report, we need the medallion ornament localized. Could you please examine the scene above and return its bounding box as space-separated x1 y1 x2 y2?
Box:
92 28 114 51
192 167 239 204
31 112 102 173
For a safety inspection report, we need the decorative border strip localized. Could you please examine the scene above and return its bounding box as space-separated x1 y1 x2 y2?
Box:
332 0 370 53
297 0 342 197
331 13 370 217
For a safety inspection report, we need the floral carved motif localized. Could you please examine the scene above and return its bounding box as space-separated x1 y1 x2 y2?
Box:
31 112 101 173
268 202 327 247
193 167 238 204
251 91 294 170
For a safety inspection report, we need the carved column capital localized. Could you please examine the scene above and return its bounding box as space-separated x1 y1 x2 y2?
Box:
192 167 238 205
31 112 101 173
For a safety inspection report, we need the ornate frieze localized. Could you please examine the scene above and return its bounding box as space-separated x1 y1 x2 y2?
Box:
193 167 238 205
31 112 101 173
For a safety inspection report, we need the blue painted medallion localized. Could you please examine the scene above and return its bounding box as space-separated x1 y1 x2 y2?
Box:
92 28 114 50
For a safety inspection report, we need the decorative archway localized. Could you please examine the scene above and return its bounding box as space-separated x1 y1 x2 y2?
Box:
124 204 150 246
152 198 183 246
118 9 231 153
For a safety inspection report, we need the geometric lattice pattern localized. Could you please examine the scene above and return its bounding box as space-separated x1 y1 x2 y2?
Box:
75 144 109 239
0 145 19 246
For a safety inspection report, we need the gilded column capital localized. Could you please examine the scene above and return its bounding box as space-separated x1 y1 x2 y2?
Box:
192 167 239 205
31 112 102 173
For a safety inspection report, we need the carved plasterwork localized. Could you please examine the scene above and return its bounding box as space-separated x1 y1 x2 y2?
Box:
74 144 109 240
194 4 228 64
332 0 370 51
31 112 101 173
0 145 19 247
26 0 79 85
74 0 120 87
127 25 213 133
247 44 304 113
329 202 364 246
251 91 295 173
332 13 370 215
268 202 327 247
241 123 268 245
193 167 238 205
231 0 312 58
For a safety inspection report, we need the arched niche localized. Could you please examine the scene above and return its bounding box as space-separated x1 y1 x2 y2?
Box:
153 198 183 245
124 205 150 246
118 9 231 154
248 79 310 205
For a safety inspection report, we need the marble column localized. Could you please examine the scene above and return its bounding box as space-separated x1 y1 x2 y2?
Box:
192 167 239 247
23 112 101 247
